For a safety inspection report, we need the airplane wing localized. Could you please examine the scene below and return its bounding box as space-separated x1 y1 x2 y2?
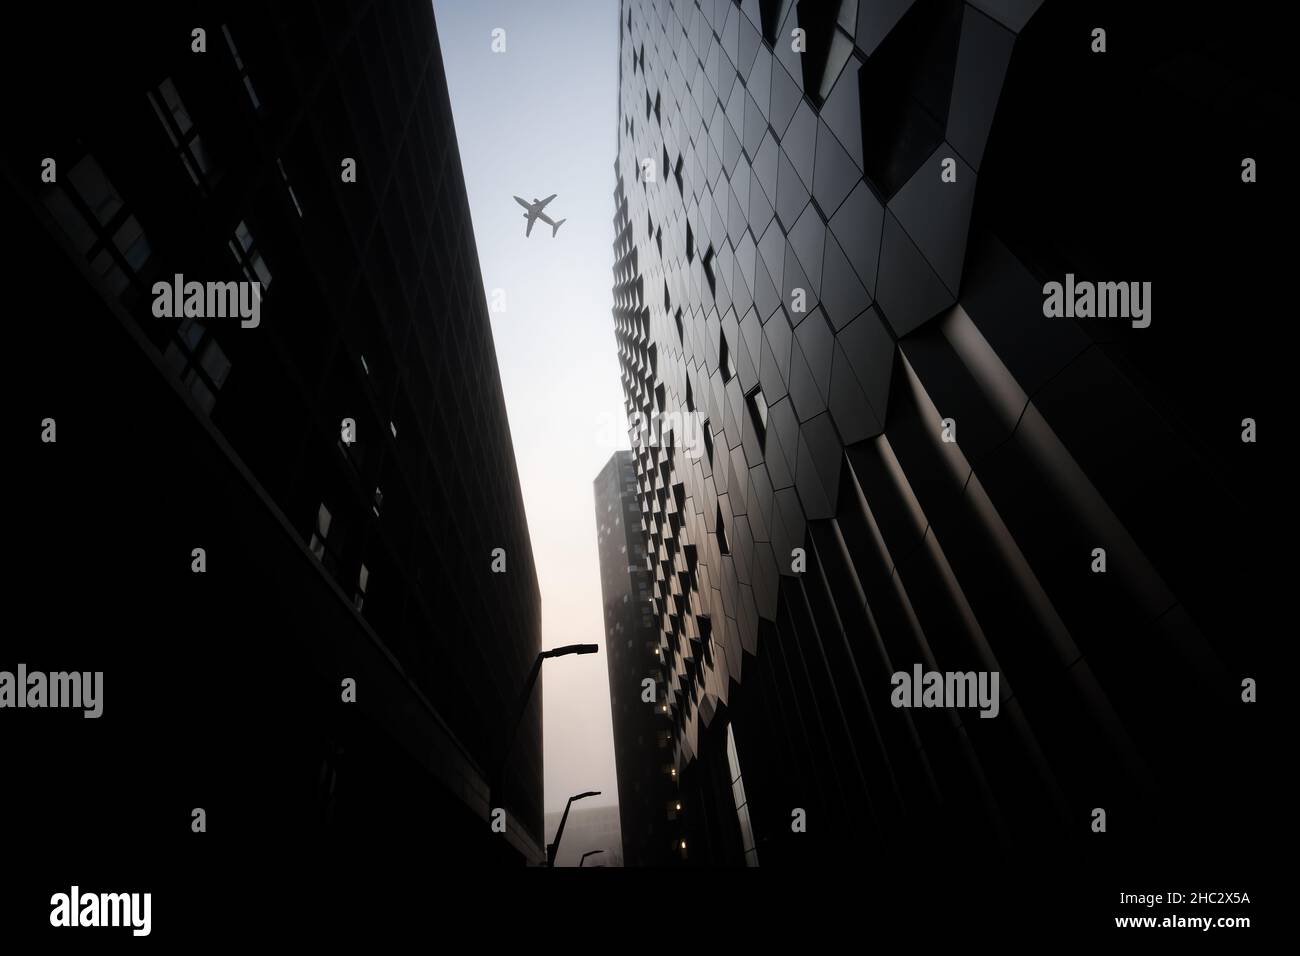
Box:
538 194 557 209
513 196 531 210
537 212 557 228
525 215 536 237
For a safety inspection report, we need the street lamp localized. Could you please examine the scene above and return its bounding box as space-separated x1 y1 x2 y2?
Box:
578 849 604 868
547 790 600 867
491 644 599 808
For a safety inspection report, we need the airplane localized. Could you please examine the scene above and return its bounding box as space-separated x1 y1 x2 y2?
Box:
514 194 567 237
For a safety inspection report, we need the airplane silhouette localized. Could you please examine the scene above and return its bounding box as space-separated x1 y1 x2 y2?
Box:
514 194 567 237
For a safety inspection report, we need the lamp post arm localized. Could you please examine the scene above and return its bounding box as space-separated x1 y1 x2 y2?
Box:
547 796 576 867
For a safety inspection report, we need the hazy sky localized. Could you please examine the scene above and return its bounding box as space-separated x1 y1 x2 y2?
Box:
432 0 625 812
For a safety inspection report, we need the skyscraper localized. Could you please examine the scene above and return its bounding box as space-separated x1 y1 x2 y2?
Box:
4 0 545 881
593 451 681 866
610 0 1274 874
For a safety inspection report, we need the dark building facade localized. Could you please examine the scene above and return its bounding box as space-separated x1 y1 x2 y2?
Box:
611 0 1278 875
593 451 681 866
3 0 545 893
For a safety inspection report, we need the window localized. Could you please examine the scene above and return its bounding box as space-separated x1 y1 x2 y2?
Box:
726 725 760 866
162 310 232 416
196 338 232 389
148 79 216 193
222 24 262 110
354 563 369 611
308 503 342 577
702 420 714 466
229 220 272 288
793 0 858 106
113 215 151 273
758 0 791 45
68 155 122 225
44 153 152 300
746 388 768 448
715 505 730 555
719 332 735 383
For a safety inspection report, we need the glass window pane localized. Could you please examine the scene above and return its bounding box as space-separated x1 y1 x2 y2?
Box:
89 249 128 295
819 30 855 101
185 369 216 414
113 216 151 272
189 137 214 177
251 252 272 288
42 188 97 254
179 315 205 351
69 156 123 225
159 79 193 135
199 339 231 389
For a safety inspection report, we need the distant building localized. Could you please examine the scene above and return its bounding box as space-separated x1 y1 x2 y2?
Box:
593 451 683 866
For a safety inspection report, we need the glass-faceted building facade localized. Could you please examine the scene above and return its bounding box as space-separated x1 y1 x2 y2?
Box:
610 0 1276 873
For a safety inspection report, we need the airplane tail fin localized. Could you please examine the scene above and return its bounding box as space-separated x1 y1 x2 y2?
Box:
551 218 566 237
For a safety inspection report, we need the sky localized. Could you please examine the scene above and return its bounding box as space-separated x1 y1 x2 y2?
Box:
431 0 626 813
